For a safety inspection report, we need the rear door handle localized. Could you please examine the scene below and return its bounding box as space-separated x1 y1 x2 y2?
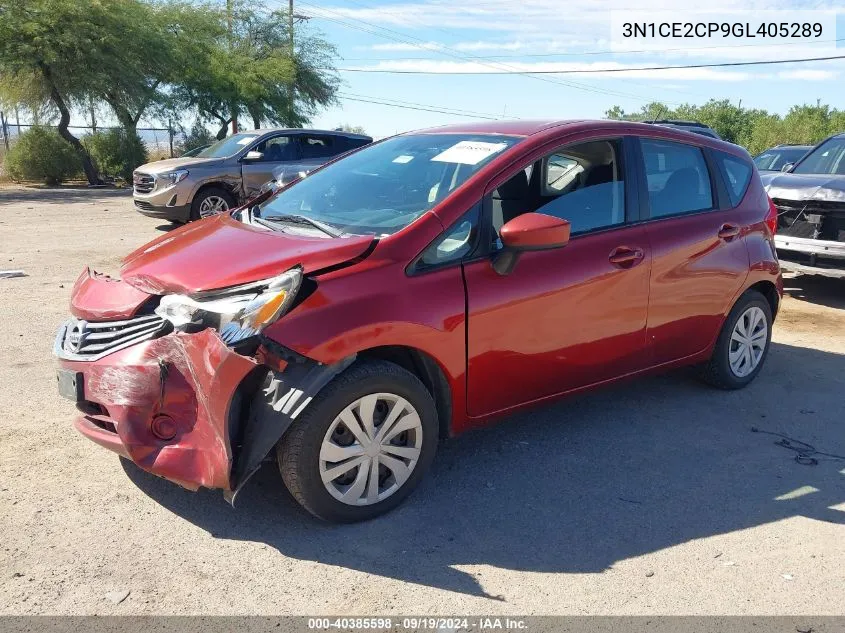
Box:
608 246 645 268
718 223 741 240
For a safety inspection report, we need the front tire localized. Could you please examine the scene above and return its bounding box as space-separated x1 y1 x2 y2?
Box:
190 186 234 221
700 290 773 389
277 360 439 522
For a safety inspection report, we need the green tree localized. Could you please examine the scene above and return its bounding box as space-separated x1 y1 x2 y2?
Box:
98 2 222 142
0 0 146 183
176 121 215 155
0 0 221 183
176 1 338 137
603 98 845 155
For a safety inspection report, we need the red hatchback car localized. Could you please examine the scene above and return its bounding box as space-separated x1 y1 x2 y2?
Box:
55 120 782 522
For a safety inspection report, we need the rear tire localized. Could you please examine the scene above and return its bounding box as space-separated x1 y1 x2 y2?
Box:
277 360 439 523
700 290 772 389
189 186 234 221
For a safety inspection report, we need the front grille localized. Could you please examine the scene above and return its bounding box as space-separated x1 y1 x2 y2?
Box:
774 198 845 241
133 172 155 194
134 200 155 211
56 314 170 361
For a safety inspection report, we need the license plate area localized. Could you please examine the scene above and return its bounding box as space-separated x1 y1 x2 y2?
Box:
57 369 84 402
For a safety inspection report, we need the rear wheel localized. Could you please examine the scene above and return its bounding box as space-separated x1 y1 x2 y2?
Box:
700 290 772 389
190 187 234 221
277 360 438 522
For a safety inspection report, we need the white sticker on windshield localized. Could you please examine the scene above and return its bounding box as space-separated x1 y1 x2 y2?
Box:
431 141 508 165
393 155 414 164
236 137 258 145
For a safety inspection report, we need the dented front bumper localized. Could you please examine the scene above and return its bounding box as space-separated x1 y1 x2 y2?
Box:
56 327 258 491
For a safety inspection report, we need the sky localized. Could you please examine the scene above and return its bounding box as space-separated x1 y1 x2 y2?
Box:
297 0 845 138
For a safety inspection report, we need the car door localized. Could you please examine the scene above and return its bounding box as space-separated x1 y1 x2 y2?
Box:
463 135 652 418
240 133 299 197
635 136 750 366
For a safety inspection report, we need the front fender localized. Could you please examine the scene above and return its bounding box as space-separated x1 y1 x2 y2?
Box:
263 261 469 431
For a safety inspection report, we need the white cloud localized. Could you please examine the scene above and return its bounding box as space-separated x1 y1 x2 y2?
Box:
320 1 839 63
776 69 839 80
368 41 442 51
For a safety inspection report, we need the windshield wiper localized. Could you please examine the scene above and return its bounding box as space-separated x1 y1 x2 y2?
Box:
262 214 343 238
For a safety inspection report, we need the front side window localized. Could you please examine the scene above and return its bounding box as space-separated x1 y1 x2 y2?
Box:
254 135 297 162
490 138 626 238
792 138 845 175
196 133 261 159
641 138 713 218
259 134 520 237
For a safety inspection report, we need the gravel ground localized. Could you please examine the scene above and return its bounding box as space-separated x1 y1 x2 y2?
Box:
0 186 843 615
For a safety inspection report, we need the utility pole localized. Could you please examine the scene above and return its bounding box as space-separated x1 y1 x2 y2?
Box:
288 0 295 126
227 0 238 135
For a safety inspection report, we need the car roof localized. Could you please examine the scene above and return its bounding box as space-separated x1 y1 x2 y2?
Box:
249 128 372 140
404 119 742 153
407 120 583 137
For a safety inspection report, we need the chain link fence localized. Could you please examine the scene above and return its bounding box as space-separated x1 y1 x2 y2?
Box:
0 115 182 181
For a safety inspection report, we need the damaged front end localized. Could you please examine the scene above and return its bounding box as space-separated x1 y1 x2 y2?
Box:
768 176 845 278
55 267 352 498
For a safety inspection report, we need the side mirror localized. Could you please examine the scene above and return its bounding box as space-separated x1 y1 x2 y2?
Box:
781 163 794 172
493 213 571 275
243 150 263 162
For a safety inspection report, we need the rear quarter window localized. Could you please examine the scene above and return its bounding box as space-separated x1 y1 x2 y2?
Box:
714 151 752 207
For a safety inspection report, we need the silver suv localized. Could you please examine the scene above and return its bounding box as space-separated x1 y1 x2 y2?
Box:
132 128 372 222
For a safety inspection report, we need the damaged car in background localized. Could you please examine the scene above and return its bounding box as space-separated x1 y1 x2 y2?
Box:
56 120 781 523
763 132 845 278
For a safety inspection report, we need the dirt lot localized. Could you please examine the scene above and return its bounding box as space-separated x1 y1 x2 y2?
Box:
0 186 843 615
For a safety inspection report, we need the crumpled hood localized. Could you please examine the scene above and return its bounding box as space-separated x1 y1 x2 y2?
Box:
762 172 845 204
120 214 375 295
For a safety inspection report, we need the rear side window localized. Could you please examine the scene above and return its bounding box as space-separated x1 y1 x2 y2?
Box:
300 135 336 159
714 151 752 207
641 138 713 218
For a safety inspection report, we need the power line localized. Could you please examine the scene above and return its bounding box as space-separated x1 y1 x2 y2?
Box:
333 53 845 74
338 91 507 119
343 38 845 61
292 0 684 104
337 94 500 119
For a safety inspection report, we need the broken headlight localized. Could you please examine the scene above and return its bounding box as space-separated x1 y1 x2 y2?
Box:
154 267 302 341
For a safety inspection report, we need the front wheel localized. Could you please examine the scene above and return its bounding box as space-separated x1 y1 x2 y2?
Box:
700 290 773 389
190 187 234 221
277 360 439 522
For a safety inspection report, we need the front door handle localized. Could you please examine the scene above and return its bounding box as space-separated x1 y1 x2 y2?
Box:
718 223 741 240
608 246 645 268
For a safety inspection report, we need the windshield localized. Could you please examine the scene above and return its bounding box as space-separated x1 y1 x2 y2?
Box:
258 133 521 236
754 148 808 171
792 138 845 176
196 133 262 159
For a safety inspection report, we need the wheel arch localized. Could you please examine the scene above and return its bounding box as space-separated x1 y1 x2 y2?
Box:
356 345 453 439
190 180 239 205
746 280 780 318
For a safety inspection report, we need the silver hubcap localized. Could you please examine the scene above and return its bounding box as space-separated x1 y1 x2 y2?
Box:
729 306 768 378
199 195 229 218
320 393 423 506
